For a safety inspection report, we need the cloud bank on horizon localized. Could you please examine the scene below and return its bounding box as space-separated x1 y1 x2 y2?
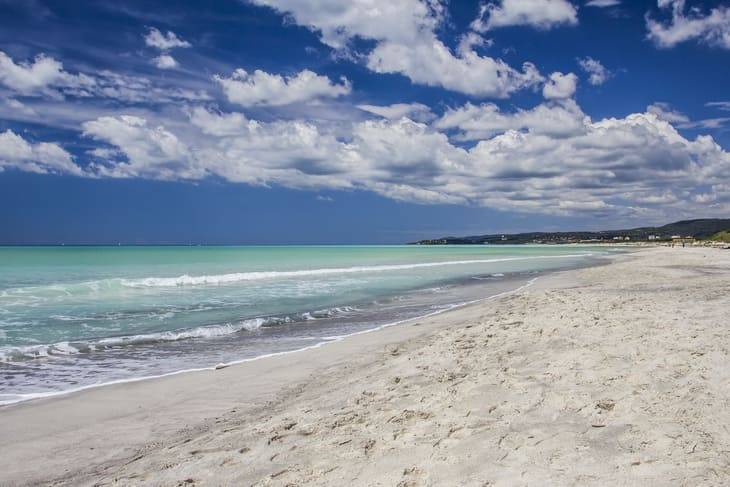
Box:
1 0 729 222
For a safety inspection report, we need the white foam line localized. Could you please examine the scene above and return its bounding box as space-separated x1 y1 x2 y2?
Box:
119 255 589 288
0 277 538 407
0 306 364 363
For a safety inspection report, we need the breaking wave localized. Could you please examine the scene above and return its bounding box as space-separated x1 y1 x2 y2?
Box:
119 254 589 288
0 255 590 303
0 305 361 363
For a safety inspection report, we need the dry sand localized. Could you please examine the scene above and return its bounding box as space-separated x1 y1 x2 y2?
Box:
1 247 729 486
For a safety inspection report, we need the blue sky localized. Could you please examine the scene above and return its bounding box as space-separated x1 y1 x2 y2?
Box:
1 0 729 244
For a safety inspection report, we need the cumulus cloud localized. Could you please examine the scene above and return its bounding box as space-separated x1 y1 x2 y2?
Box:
0 129 82 175
144 28 191 50
70 100 730 219
435 99 588 139
215 69 351 107
82 115 203 180
247 0 441 50
0 51 80 95
542 72 578 99
462 112 730 215
144 28 190 69
647 0 730 49
366 41 544 98
471 0 579 31
187 106 254 136
152 54 178 69
249 0 545 98
578 56 611 85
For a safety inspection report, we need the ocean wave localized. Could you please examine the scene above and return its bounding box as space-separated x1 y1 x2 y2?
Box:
0 254 591 300
119 254 590 288
300 305 359 320
0 305 361 363
472 272 506 281
0 276 542 407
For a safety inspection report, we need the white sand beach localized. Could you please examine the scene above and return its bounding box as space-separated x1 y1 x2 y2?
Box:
1 246 729 486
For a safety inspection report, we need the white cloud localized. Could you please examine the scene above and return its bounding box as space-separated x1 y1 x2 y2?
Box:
586 0 620 7
0 51 69 94
462 112 730 215
647 102 690 123
678 117 730 130
82 115 203 180
249 0 545 98
0 129 82 175
471 0 579 31
190 112 355 191
87 110 355 191
247 0 441 50
366 41 544 98
706 101 730 111
0 50 208 103
3 98 36 116
435 99 588 139
647 0 730 49
357 103 434 122
152 54 178 70
577 56 611 85
71 102 730 219
144 28 191 50
188 106 254 136
648 102 730 130
215 68 351 107
542 72 578 99
69 70 209 103
457 32 493 55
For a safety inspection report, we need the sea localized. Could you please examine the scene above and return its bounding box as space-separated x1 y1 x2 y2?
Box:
0 245 618 404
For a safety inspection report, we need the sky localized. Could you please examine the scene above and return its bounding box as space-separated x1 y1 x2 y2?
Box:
1 0 729 244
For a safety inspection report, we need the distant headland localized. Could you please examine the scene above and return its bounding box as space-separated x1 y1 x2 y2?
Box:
411 219 730 245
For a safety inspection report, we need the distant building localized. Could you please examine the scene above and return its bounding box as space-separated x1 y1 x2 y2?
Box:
671 235 696 245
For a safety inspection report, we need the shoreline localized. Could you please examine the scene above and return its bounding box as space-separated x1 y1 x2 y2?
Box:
2 247 728 485
0 275 542 407
1 250 607 406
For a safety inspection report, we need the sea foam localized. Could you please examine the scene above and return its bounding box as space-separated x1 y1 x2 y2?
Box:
119 254 589 288
0 305 361 363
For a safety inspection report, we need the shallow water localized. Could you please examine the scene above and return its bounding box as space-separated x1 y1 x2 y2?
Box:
0 245 617 403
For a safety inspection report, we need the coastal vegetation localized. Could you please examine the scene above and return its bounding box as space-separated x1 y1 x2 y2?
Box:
709 230 730 243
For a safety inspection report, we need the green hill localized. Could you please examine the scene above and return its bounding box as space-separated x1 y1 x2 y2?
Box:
708 230 730 243
413 218 730 245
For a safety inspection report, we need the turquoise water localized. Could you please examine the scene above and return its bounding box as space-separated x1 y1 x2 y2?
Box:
0 245 612 403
